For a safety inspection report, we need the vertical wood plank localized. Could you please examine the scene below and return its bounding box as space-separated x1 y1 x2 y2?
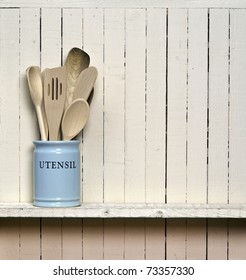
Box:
20 219 40 260
62 219 82 259
0 219 20 259
41 8 62 68
145 219 165 260
82 9 104 261
19 8 41 202
208 9 229 203
40 8 62 260
167 8 188 203
207 219 228 260
61 9 83 260
104 219 124 259
124 219 145 260
166 9 188 261
125 8 146 203
41 219 62 260
187 9 208 203
103 9 125 257
82 219 104 260
62 8 83 61
104 8 125 203
186 219 206 260
0 9 20 202
166 219 186 260
82 8 104 203
207 9 229 260
229 9 246 203
228 219 246 259
145 8 166 203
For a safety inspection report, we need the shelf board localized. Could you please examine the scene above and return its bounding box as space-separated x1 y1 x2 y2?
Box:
0 203 245 218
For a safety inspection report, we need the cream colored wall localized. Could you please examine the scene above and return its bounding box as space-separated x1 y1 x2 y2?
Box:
0 1 246 260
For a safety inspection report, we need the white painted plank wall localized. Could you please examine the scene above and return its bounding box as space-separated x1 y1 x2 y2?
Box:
1 7 246 206
0 2 246 261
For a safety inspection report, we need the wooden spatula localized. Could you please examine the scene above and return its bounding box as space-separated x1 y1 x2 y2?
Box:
43 67 66 141
72 66 98 101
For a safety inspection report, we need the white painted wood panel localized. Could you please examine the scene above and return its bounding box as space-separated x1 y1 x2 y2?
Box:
124 8 146 203
103 8 125 203
0 9 20 202
166 219 186 260
62 219 82 259
0 1 246 262
145 8 166 203
103 219 124 259
187 9 208 203
20 218 40 259
19 8 40 202
41 8 62 68
208 9 229 203
145 219 165 259
229 9 246 203
0 219 20 259
0 5 246 209
41 219 62 259
82 8 104 203
167 8 188 203
207 219 228 260
82 219 104 259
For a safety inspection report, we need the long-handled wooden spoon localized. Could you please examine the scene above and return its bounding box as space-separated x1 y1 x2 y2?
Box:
72 66 98 101
65 47 90 109
61 98 90 141
26 66 48 141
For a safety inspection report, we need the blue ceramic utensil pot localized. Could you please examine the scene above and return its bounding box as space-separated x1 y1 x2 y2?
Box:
33 140 81 207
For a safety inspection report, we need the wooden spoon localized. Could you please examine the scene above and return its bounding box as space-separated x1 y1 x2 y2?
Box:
26 66 48 141
72 66 98 101
65 47 90 109
62 98 90 141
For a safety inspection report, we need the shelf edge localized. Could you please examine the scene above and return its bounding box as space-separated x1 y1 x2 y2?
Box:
0 203 245 218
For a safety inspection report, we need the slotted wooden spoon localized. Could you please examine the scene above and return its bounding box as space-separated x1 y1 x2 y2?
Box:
43 67 66 141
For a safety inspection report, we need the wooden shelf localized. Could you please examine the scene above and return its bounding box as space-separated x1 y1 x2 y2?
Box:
0 203 245 218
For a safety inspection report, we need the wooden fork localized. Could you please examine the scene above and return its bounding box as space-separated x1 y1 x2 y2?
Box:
43 66 66 140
